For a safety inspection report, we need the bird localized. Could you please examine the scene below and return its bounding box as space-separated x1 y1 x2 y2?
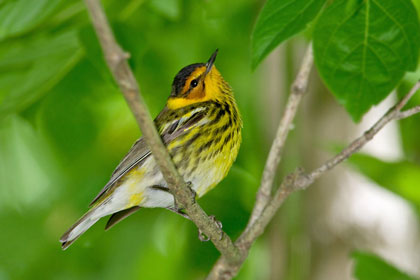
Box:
60 50 242 249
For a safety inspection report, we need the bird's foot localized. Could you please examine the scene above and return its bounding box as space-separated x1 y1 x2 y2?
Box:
172 181 196 211
185 181 197 203
198 215 223 242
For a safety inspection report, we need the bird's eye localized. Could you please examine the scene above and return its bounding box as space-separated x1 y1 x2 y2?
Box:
191 79 198 88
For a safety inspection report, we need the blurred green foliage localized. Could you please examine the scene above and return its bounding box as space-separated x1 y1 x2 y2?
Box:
352 252 417 280
349 153 420 210
1 0 420 279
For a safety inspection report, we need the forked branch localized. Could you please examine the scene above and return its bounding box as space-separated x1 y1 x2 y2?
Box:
82 0 420 278
248 44 313 226
207 81 420 279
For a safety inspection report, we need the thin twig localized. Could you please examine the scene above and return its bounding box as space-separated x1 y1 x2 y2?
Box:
396 105 420 120
206 44 314 280
83 0 240 261
307 82 420 183
240 81 420 246
207 81 420 279
248 44 313 226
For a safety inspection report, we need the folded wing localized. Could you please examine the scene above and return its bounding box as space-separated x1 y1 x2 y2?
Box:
89 105 209 206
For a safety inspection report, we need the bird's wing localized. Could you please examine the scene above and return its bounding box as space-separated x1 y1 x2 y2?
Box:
89 138 151 206
89 106 209 206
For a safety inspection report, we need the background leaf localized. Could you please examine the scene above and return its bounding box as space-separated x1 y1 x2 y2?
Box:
251 0 325 69
0 115 60 210
348 153 420 208
149 0 181 20
313 0 420 122
0 30 82 117
0 0 63 40
352 251 416 280
1 0 420 279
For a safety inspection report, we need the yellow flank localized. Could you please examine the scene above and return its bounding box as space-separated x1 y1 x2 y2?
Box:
128 168 145 178
126 168 145 207
196 126 240 196
128 193 143 208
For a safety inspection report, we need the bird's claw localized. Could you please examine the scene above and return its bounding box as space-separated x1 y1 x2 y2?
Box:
198 215 223 242
186 181 197 203
198 230 210 242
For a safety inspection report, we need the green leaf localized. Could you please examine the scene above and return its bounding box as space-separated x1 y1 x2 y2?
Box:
149 0 180 20
251 0 325 69
0 31 83 117
313 0 420 122
79 25 113 82
0 0 63 40
39 59 105 159
0 115 60 209
352 251 416 280
348 153 420 207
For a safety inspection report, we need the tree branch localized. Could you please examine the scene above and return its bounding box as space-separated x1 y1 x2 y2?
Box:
82 1 420 278
306 81 420 184
207 77 420 279
396 105 420 120
248 44 313 226
237 81 420 248
83 0 240 261
206 44 314 280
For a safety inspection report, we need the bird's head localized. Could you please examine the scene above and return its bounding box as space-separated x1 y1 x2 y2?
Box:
167 49 231 110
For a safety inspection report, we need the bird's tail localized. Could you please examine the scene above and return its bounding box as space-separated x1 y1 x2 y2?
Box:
60 207 100 250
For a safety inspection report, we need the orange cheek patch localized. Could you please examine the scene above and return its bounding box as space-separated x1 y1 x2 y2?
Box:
182 66 206 94
186 83 205 99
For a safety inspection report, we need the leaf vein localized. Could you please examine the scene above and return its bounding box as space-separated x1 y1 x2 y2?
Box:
371 0 413 63
331 43 363 78
320 1 364 64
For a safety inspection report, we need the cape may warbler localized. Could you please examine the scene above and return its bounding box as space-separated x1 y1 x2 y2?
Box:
60 50 242 249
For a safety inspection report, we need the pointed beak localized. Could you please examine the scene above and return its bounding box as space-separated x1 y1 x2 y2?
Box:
205 49 218 76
